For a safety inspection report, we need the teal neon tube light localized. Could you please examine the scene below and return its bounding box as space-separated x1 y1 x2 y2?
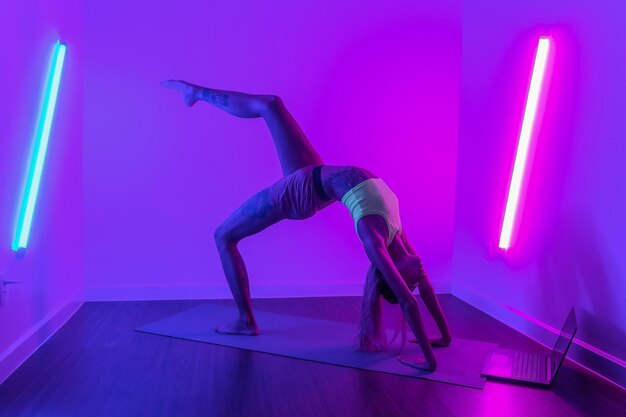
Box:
12 41 67 252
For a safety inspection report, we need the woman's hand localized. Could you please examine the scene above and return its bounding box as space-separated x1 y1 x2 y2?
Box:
409 336 452 347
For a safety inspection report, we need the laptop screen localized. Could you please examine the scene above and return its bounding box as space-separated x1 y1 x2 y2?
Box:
549 308 577 377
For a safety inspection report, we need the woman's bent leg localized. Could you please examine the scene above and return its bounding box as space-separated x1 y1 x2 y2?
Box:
213 187 285 335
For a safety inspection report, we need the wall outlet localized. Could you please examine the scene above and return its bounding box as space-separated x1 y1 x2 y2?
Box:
0 271 22 307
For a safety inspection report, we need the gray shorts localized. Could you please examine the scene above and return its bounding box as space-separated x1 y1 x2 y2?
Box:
268 165 333 220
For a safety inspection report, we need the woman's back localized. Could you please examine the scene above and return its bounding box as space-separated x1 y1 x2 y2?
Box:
320 165 377 201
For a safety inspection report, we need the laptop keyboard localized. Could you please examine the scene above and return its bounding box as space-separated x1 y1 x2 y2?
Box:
511 351 542 381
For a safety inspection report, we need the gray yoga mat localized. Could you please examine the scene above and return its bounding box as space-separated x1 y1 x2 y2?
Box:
136 303 498 389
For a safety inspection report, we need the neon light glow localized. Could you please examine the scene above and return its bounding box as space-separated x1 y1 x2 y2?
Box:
12 41 67 252
499 37 551 250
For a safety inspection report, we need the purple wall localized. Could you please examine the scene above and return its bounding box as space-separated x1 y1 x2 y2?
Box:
0 0 83 383
83 0 461 299
453 0 626 384
2 0 624 388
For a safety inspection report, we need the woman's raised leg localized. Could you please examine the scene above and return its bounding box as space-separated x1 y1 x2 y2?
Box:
161 80 323 176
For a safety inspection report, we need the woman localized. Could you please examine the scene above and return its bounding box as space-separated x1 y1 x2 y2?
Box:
162 80 451 371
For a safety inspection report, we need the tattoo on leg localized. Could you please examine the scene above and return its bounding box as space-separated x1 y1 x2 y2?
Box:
202 89 230 107
242 189 273 219
240 273 249 290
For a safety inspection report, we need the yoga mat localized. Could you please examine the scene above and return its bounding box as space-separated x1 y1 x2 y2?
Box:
136 303 498 389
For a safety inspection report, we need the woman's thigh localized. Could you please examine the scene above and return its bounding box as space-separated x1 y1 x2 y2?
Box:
263 98 323 176
216 187 285 243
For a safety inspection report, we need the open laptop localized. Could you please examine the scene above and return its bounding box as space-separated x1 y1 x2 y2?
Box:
481 308 577 386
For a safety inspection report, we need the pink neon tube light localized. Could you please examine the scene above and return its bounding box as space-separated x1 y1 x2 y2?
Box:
499 37 551 250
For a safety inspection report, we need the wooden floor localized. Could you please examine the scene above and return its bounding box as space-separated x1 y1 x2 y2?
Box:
0 295 624 417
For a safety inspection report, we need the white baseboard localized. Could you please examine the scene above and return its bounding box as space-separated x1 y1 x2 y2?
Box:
84 280 450 302
0 295 83 386
452 283 626 390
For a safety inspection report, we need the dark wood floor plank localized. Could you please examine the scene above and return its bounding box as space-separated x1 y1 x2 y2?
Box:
0 295 624 417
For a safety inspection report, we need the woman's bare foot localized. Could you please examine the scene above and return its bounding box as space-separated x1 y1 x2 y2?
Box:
409 336 451 347
215 318 259 336
429 336 451 347
397 355 437 372
161 79 200 107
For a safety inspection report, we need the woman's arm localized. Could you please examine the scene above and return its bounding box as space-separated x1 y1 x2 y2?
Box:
400 230 417 256
401 231 451 344
358 218 437 371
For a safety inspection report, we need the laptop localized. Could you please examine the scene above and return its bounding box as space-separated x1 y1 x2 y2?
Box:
481 308 577 386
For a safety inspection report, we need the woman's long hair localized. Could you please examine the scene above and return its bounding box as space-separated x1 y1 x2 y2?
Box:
358 266 407 352
358 259 426 352
358 265 387 351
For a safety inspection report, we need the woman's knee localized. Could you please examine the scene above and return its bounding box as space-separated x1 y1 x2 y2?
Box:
213 224 237 250
258 94 284 114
